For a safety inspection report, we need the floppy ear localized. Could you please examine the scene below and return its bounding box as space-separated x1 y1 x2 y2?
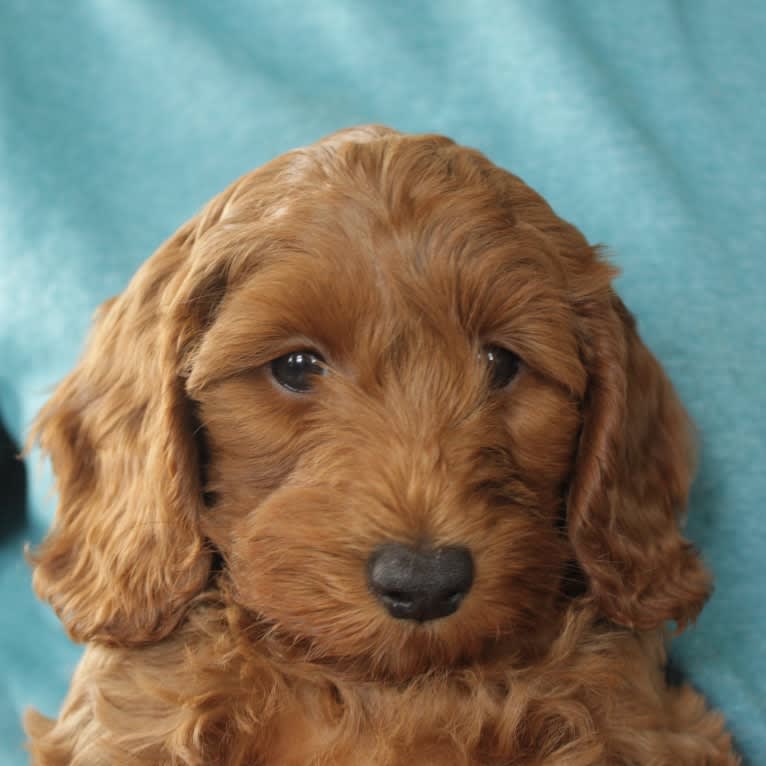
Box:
568 295 711 631
28 192 240 647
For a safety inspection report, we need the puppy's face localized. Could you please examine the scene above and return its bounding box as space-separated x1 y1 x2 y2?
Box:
32 128 709 672
191 152 586 676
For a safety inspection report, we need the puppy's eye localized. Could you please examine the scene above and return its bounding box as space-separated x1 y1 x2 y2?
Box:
270 351 326 393
482 345 521 389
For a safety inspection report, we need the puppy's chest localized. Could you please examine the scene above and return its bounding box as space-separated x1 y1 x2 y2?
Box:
263 680 517 766
266 712 482 766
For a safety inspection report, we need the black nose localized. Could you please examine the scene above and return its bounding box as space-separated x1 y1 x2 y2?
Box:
367 543 474 622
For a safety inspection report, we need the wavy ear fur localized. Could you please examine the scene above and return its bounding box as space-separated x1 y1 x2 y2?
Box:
569 294 711 631
28 191 243 646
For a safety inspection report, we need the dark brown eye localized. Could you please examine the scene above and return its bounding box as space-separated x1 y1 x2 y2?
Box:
270 350 326 393
483 345 521 389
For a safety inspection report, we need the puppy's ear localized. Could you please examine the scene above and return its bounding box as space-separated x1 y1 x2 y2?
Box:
568 295 711 631
28 191 239 646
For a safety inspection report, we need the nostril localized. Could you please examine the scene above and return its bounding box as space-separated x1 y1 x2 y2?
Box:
367 542 474 622
379 592 416 618
385 590 410 603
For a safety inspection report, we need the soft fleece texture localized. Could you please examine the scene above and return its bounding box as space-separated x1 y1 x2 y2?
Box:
0 1 763 763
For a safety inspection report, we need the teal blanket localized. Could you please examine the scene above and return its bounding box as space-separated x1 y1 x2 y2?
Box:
1 2 764 762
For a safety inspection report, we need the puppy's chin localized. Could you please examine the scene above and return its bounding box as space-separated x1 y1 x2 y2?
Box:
208 486 568 680
282 618 514 682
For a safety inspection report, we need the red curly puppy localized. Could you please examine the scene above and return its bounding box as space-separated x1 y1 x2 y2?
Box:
26 126 738 765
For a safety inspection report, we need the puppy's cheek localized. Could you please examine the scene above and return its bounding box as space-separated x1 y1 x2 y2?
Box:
471 516 568 632
507 379 581 490
198 379 307 499
224 488 384 650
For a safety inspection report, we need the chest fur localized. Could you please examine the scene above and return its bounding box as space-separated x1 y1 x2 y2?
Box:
260 676 596 766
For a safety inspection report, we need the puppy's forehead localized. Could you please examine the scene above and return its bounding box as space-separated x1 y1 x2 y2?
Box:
256 138 568 309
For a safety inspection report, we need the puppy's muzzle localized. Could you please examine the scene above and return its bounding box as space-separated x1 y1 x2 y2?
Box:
367 543 474 622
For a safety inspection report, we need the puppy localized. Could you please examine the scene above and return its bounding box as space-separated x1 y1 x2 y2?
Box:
26 126 738 765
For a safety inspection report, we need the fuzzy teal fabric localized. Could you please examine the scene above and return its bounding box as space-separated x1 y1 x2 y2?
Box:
1 2 764 762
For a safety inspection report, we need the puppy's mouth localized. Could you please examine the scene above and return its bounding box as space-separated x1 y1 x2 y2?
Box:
216 483 568 678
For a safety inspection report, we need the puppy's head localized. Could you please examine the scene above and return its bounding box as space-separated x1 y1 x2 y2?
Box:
31 127 710 676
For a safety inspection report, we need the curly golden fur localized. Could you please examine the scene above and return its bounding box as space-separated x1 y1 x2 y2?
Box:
26 126 737 764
